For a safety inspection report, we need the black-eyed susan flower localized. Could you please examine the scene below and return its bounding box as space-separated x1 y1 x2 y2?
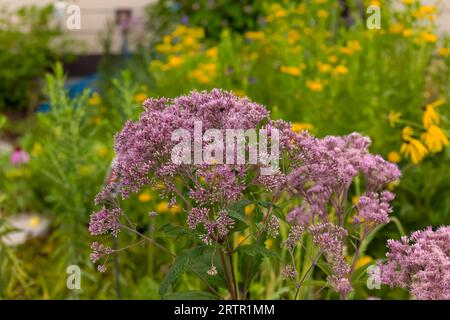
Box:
401 126 428 164
421 125 449 153
422 98 444 128
306 79 324 91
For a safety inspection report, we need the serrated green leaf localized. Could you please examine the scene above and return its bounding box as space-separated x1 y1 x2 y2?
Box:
237 244 279 260
159 246 206 297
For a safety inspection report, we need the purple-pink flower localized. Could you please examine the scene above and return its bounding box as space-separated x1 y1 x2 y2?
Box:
378 226 450 300
11 147 29 165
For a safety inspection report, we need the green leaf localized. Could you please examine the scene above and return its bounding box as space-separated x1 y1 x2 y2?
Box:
227 209 247 224
163 291 218 300
159 246 206 298
237 244 279 260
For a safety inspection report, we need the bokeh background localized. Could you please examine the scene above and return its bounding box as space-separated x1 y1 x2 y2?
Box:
0 0 449 299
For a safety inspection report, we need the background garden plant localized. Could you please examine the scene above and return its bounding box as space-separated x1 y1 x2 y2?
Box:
0 0 449 300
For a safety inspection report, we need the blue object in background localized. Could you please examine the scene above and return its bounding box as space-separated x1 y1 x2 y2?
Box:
36 73 99 113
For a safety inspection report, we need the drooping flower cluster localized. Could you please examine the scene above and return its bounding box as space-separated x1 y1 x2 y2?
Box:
88 207 122 237
309 223 352 295
378 226 450 300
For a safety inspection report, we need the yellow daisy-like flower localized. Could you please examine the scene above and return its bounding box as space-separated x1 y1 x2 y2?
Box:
401 0 415 5
265 239 274 249
244 31 265 41
291 122 314 133
420 32 438 43
402 126 414 140
389 23 404 34
328 55 338 64
134 93 147 104
332 65 349 76
388 110 402 127
280 65 302 76
205 47 219 58
27 216 41 228
317 62 332 73
354 255 373 269
317 10 329 19
401 139 428 164
245 204 255 215
422 104 440 129
421 125 449 153
437 47 450 57
306 79 324 91
402 29 413 37
88 92 101 106
388 151 401 163
156 201 169 213
138 191 153 202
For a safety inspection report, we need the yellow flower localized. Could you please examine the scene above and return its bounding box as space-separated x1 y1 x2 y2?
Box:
169 204 181 214
317 62 332 73
421 125 449 153
388 151 401 163
27 216 42 228
317 10 329 19
401 139 428 164
332 65 349 76
245 31 265 41
265 239 274 249
156 201 169 213
328 55 338 64
352 195 359 205
245 204 255 215
388 110 402 127
437 47 450 57
402 0 415 5
348 40 362 51
205 47 219 58
402 126 414 140
134 93 147 104
422 104 441 129
420 32 438 43
167 55 183 68
306 79 324 91
402 29 413 37
291 122 314 133
340 46 353 55
190 69 211 84
287 30 301 44
389 23 404 34
138 191 152 202
280 65 302 76
96 145 109 158
413 5 436 20
355 255 373 269
88 92 101 106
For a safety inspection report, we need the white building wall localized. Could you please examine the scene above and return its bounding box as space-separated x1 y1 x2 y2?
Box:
1 0 449 54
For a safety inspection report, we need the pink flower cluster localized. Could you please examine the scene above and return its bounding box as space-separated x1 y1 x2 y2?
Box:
378 226 450 300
